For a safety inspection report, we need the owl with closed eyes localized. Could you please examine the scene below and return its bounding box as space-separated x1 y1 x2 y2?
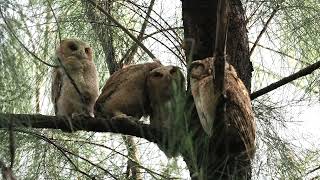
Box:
190 57 255 159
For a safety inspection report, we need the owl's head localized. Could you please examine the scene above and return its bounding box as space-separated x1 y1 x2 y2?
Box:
56 39 92 62
147 65 185 102
190 58 214 80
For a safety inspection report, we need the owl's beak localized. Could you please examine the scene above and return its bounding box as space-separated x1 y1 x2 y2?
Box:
73 51 88 60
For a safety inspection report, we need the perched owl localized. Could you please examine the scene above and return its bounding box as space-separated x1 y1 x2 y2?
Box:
190 57 255 158
51 39 99 120
146 65 185 129
94 61 162 119
146 65 185 157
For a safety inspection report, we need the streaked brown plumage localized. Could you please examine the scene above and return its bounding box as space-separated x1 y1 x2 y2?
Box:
190 57 255 158
51 39 99 119
94 61 162 119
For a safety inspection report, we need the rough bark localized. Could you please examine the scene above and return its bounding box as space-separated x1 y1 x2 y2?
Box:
181 0 253 179
182 0 252 90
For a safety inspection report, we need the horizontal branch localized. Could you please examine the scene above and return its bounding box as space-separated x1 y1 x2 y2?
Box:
0 113 162 144
251 60 320 100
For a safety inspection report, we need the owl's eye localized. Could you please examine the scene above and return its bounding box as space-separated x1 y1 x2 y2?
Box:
85 47 90 54
151 71 163 78
193 64 204 72
68 42 78 51
170 67 177 74
190 64 205 79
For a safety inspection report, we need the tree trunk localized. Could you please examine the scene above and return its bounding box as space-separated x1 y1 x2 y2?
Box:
181 0 253 179
83 1 142 179
82 0 118 74
182 0 252 89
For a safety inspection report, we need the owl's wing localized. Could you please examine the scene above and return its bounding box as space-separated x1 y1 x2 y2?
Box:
225 68 256 158
197 76 220 136
96 62 160 105
95 68 129 105
51 68 63 115
94 64 142 114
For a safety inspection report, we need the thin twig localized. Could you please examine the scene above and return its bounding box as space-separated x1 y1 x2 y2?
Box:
56 139 174 179
0 8 57 68
307 165 320 175
125 0 183 43
120 0 156 66
249 41 310 65
86 0 156 59
245 1 264 25
46 0 61 42
251 60 320 100
16 129 116 180
249 7 279 56
124 0 184 60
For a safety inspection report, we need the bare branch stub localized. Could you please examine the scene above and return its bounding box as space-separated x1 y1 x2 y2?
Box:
212 0 229 136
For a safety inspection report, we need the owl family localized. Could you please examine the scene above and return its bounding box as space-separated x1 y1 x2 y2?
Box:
190 57 255 158
94 61 162 119
51 39 99 120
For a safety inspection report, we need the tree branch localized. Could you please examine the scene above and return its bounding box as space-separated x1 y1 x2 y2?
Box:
250 60 320 100
249 7 279 56
0 113 162 144
213 0 229 94
17 129 96 179
86 0 156 59
120 0 156 66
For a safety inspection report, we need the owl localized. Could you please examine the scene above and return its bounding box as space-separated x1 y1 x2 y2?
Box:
146 65 185 129
51 39 99 120
94 61 162 119
190 57 255 158
146 65 185 157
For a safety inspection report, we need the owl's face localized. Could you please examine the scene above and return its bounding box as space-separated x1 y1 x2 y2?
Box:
56 39 92 61
147 66 185 101
190 59 213 80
